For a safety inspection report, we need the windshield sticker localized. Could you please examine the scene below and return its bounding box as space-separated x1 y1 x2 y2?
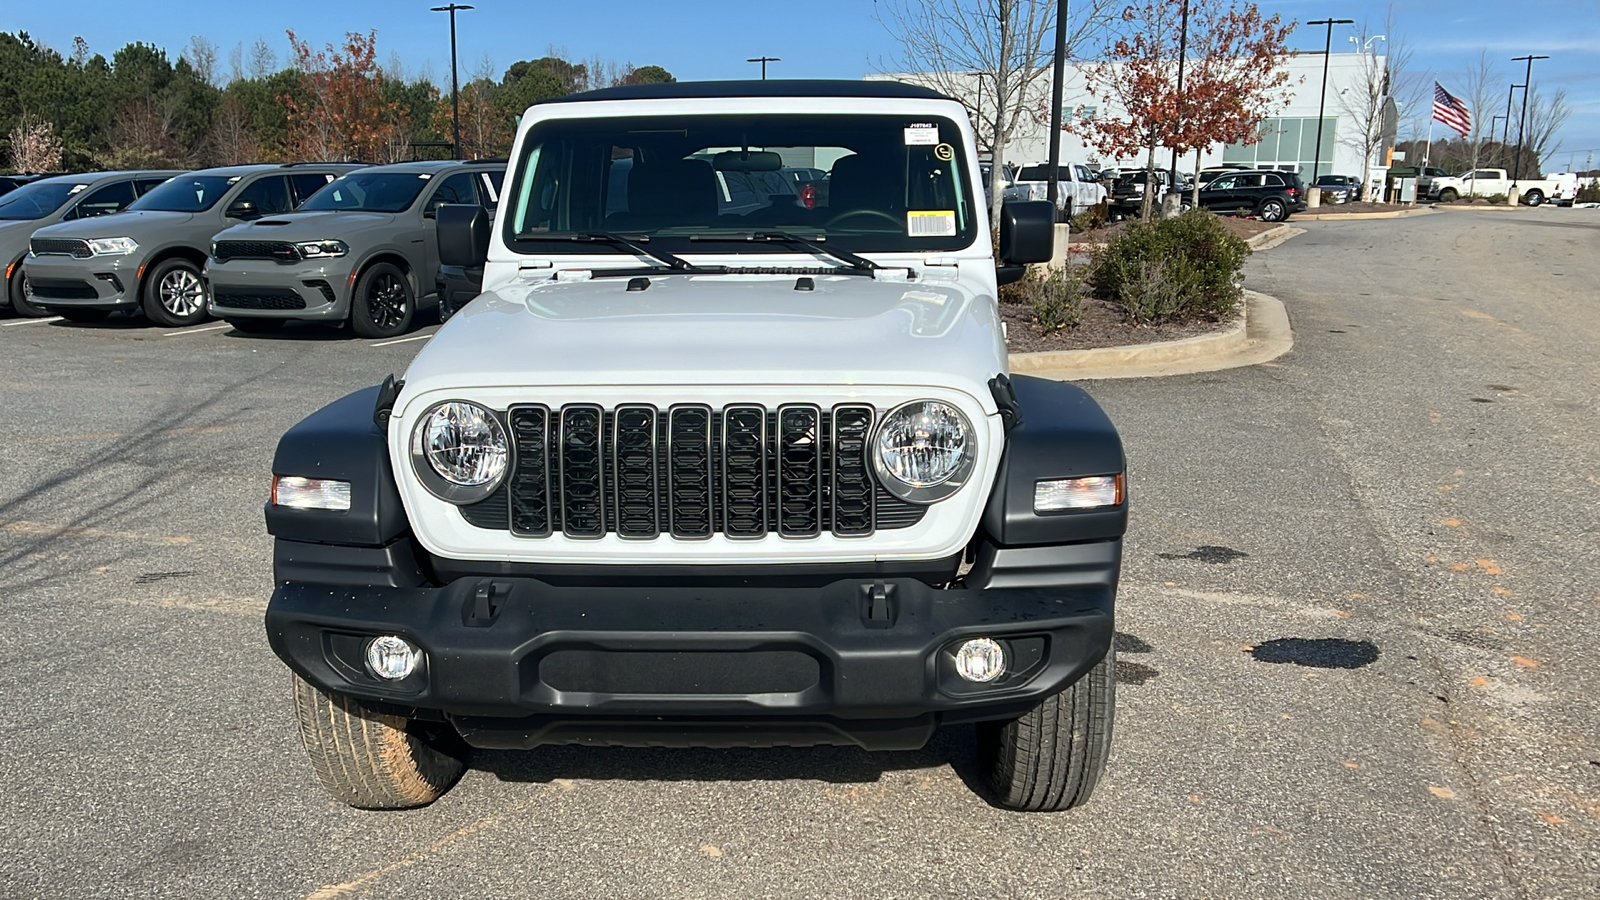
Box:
68 184 89 195
418 173 432 179
933 143 955 162
907 210 956 237
904 124 939 146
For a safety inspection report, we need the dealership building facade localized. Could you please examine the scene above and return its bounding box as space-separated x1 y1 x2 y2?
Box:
875 51 1398 195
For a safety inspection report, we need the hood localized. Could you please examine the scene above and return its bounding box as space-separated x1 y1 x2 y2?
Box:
401 272 1008 401
29 209 195 240
213 210 397 241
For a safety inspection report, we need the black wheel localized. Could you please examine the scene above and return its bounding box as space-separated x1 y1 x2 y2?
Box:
7 263 51 317
141 257 209 327
291 675 466 809
351 262 415 339
1258 199 1286 222
57 308 111 323
978 647 1115 812
1523 190 1544 207
1439 188 1460 203
225 317 286 334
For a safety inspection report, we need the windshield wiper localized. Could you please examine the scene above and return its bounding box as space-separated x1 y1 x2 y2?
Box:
689 232 880 273
519 231 719 273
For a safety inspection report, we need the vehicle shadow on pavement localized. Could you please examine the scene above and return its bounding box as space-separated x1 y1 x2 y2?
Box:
473 724 989 789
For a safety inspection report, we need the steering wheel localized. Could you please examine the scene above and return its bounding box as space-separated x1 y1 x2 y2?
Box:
825 209 903 229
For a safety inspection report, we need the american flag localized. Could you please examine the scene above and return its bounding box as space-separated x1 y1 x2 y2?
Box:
1433 82 1472 137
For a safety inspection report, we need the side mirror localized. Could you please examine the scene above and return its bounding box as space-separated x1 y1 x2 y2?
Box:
996 200 1055 286
227 199 261 220
437 203 489 268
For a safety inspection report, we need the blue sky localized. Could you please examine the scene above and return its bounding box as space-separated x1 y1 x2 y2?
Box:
12 0 1600 170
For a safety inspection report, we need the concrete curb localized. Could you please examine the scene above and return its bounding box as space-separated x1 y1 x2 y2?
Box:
1008 289 1292 381
1293 207 1435 221
1430 203 1538 212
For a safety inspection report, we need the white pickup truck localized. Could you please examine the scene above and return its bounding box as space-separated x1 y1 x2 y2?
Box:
1006 162 1107 221
1428 168 1576 207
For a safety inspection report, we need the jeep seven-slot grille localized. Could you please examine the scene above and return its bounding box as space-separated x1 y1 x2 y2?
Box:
459 403 926 538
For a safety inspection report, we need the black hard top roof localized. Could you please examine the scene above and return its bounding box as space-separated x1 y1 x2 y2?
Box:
538 79 951 105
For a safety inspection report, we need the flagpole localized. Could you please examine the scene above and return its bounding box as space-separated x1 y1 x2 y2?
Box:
1419 117 1433 205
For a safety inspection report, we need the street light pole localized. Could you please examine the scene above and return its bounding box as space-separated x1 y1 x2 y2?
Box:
1046 0 1071 215
746 57 780 80
1501 83 1521 168
1167 0 1190 212
1510 54 1548 185
430 3 474 160
1307 18 1354 195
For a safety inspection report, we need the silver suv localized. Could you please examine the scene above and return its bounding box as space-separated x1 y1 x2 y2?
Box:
24 163 362 326
204 160 504 337
3 170 183 317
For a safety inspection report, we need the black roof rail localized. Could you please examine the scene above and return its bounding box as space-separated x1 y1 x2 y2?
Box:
464 158 508 165
281 160 369 168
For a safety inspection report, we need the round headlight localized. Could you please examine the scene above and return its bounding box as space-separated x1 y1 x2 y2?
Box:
873 400 977 504
409 401 508 503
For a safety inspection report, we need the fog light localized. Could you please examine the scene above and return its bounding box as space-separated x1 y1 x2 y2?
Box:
955 638 1006 683
365 635 419 681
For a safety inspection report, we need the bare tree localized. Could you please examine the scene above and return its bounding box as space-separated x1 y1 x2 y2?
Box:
1523 84 1570 175
228 43 245 82
1454 51 1499 174
1336 13 1411 200
249 38 277 78
210 94 259 165
7 115 64 172
878 0 1112 228
184 36 220 86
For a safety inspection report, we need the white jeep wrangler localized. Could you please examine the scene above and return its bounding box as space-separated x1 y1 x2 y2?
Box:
264 80 1127 812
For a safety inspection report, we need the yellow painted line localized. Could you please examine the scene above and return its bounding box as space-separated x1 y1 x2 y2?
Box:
163 323 232 337
0 316 62 327
370 331 436 347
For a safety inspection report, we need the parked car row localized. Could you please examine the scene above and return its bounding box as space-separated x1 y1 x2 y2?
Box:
1 159 505 336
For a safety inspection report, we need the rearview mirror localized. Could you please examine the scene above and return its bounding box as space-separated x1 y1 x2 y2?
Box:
437 203 489 268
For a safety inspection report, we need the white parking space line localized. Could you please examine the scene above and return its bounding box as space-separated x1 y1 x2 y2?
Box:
370 331 437 347
163 323 232 337
1 316 62 327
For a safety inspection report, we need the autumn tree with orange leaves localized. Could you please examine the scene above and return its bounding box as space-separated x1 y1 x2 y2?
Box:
282 30 409 163
1073 0 1294 221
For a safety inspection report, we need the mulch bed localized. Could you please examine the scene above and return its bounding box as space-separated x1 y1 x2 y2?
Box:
998 293 1223 353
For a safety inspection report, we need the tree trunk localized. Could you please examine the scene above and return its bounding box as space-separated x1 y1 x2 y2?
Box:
1139 139 1159 222
1191 148 1202 208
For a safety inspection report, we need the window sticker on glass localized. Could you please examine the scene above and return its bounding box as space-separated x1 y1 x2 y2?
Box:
68 184 89 195
907 210 956 237
904 123 939 146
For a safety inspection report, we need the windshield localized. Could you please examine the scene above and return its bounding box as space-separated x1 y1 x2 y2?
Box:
504 113 976 255
0 180 87 220
128 175 239 212
298 172 432 212
1016 165 1060 181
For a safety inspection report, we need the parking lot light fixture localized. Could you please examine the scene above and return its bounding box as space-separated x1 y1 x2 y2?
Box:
746 57 780 80
1510 55 1549 186
1308 18 1355 192
431 3 475 160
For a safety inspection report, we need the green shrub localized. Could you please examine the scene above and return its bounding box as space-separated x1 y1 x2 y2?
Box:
1487 193 1509 204
1576 181 1600 203
998 265 1083 335
1086 209 1249 325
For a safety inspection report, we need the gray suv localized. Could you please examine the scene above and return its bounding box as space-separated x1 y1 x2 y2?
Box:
24 163 363 326
3 170 183 317
204 160 504 337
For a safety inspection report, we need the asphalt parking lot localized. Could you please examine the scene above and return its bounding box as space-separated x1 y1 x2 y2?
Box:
1 207 1596 899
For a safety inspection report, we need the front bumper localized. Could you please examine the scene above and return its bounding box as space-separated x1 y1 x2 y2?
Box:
205 258 356 320
266 566 1115 751
23 253 141 309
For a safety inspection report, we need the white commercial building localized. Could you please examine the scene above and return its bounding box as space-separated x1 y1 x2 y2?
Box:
874 51 1397 197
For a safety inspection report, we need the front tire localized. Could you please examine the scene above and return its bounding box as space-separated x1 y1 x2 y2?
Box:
350 262 415 339
141 258 209 327
977 646 1115 812
1439 188 1460 202
1258 199 1286 222
291 675 466 810
7 264 50 317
